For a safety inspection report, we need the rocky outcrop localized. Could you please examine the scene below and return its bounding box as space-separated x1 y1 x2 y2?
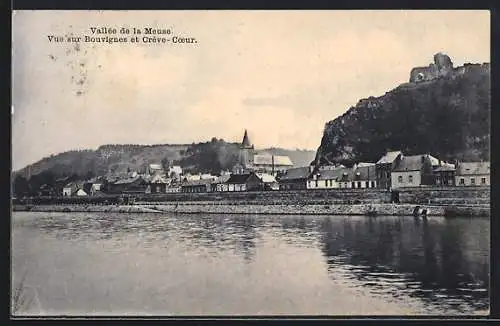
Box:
314 53 490 166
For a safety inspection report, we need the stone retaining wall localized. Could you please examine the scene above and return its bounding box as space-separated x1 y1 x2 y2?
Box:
13 203 449 216
397 186 490 205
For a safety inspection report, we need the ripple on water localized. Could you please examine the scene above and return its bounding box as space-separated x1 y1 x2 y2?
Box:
11 212 489 315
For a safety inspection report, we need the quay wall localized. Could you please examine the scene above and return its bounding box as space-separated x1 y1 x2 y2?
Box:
12 202 490 217
15 187 489 206
397 186 490 205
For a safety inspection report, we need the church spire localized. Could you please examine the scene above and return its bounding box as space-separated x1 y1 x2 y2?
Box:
241 129 252 148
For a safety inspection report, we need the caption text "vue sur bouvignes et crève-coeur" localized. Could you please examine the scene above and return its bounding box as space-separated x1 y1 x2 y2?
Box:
47 26 198 45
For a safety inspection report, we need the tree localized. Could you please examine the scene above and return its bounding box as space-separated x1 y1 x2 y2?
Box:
13 175 30 197
161 156 170 170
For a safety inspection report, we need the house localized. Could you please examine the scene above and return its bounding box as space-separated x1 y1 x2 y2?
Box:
226 172 264 192
281 166 313 190
168 165 183 175
211 174 231 192
165 186 181 193
376 150 403 189
183 174 201 182
149 174 169 193
391 154 440 189
256 173 279 191
455 161 490 186
108 176 149 194
168 166 183 181
62 182 78 196
181 179 213 193
314 164 377 189
147 163 164 175
434 162 456 186
337 167 356 188
88 177 104 194
307 167 344 189
350 164 377 189
201 174 217 181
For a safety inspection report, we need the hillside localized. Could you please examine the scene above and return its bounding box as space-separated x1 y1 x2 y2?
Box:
15 140 316 179
314 53 490 166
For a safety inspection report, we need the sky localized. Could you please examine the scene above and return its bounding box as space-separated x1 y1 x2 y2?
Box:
11 10 490 170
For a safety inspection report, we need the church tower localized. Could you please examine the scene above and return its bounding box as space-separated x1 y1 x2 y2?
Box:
239 129 255 171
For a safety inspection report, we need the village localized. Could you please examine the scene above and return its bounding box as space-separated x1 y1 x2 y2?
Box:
32 130 490 199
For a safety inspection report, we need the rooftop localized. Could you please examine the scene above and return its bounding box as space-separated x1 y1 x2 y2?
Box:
150 174 168 184
256 173 277 183
182 179 212 187
393 154 440 172
227 173 259 184
456 162 490 175
212 174 231 184
376 151 402 164
113 176 144 185
279 166 311 181
149 164 163 170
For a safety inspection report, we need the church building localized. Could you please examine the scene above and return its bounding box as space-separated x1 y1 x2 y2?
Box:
233 129 294 176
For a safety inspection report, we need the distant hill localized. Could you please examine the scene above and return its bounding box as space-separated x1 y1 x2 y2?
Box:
314 53 490 166
14 139 316 179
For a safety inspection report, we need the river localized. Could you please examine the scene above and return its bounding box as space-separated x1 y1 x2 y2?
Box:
11 212 490 316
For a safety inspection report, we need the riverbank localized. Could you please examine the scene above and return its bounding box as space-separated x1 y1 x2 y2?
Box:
12 202 490 217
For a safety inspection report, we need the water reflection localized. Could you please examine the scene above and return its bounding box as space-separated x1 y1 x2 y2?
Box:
12 212 489 315
319 216 489 313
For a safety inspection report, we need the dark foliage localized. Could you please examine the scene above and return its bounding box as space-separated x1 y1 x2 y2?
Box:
315 64 490 165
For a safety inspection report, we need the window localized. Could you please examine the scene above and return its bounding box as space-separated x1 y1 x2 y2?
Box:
448 179 453 186
315 180 318 188
351 182 355 188
459 178 465 185
408 175 413 183
357 181 362 188
470 178 475 185
481 177 486 184
398 176 403 183
371 181 375 188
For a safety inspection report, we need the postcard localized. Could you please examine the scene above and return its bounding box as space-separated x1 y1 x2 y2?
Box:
11 10 490 317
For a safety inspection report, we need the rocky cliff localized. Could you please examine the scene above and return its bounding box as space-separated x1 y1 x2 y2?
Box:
314 53 490 166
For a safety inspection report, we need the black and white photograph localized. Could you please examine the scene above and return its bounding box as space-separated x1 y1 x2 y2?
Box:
11 10 490 316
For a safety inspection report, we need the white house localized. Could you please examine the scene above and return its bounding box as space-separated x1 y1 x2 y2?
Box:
62 183 77 196
212 174 231 192
455 162 490 186
307 168 345 189
256 173 279 190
